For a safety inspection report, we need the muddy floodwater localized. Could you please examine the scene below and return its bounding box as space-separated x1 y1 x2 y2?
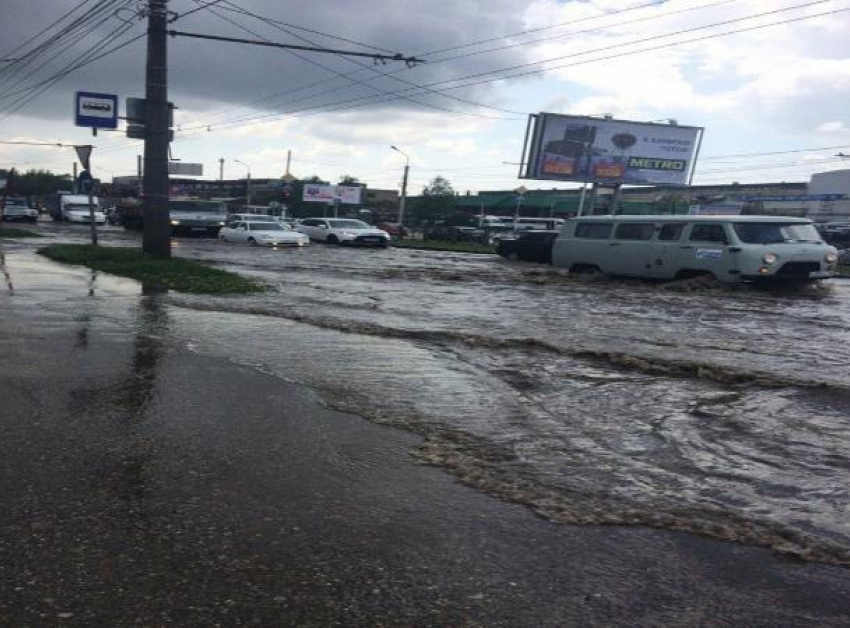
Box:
11 227 850 567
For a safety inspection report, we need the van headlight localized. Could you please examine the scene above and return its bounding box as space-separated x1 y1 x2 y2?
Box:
825 252 838 263
762 253 777 265
171 219 180 225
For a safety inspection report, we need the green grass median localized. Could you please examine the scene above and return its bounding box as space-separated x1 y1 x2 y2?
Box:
392 239 495 254
38 244 265 294
0 227 42 238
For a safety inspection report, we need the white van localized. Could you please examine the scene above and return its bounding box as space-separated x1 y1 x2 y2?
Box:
551 215 839 282
57 194 106 224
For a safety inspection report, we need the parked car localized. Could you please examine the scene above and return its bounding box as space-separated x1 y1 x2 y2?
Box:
1 198 38 223
105 206 122 225
424 225 486 243
816 222 850 245
296 218 390 247
219 221 310 247
377 222 407 237
496 230 560 263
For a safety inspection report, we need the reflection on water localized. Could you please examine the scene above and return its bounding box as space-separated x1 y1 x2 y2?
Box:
66 289 168 526
0 250 12 292
160 245 850 565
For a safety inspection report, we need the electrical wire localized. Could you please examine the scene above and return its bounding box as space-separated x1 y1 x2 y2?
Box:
0 0 96 61
195 1 516 123
177 2 849 135
0 0 125 91
211 0 524 118
0 19 144 122
189 0 733 128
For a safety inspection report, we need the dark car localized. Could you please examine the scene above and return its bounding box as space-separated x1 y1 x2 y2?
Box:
817 222 850 245
496 230 560 264
377 222 407 237
424 225 486 243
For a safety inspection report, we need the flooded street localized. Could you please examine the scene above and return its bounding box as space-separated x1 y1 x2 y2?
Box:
8 224 850 568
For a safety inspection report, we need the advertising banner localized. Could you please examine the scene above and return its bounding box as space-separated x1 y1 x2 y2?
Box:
302 184 362 204
523 113 702 186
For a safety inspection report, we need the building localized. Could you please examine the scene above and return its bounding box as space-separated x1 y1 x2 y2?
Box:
453 171 850 222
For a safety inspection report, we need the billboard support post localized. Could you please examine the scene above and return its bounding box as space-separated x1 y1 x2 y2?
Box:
689 128 705 186
576 183 587 216
611 183 623 216
588 183 599 216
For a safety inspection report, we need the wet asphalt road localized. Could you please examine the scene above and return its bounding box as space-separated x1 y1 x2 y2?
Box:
2 223 850 625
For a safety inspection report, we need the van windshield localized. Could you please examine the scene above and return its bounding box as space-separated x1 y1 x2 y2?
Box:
734 222 823 244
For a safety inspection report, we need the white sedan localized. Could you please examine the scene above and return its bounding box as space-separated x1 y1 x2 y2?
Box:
219 221 310 247
296 218 390 247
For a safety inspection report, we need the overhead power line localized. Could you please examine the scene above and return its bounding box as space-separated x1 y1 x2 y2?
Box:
188 0 722 128
0 0 95 61
700 144 850 161
0 139 70 147
207 0 524 119
167 30 425 65
177 1 848 135
0 0 127 91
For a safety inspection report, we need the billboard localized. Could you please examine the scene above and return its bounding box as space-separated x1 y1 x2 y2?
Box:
521 113 703 186
302 184 362 204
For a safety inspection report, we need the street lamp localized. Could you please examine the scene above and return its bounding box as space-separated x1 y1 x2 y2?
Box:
391 145 409 230
234 159 251 207
513 186 527 232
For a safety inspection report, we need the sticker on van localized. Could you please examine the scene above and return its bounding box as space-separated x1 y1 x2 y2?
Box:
696 249 723 260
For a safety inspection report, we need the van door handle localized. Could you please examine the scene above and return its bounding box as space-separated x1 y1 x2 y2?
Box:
680 245 692 249
728 247 741 252
609 242 620 246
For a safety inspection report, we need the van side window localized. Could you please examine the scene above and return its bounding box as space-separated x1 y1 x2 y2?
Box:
614 223 654 240
658 224 683 240
689 224 728 244
575 222 613 239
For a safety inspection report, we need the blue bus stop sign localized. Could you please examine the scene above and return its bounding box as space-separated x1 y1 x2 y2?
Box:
75 92 118 129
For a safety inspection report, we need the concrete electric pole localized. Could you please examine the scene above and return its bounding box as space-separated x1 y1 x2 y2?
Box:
391 145 409 229
142 0 171 258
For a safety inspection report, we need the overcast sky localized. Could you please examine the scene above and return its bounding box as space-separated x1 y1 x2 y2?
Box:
1 0 849 193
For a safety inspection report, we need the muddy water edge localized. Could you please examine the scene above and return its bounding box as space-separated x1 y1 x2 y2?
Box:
144 240 850 567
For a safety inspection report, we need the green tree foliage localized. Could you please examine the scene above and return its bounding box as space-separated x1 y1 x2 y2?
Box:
422 176 455 197
0 168 73 197
410 176 456 225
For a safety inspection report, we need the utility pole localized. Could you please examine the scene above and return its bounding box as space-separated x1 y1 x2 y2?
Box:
142 0 171 258
399 163 408 227
391 145 409 229
234 159 251 206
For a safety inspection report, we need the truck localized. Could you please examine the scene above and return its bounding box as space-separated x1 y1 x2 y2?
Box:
45 193 106 224
119 198 229 236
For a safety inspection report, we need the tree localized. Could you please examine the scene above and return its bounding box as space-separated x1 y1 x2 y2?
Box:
412 176 456 225
0 168 73 197
339 174 359 185
422 176 454 197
